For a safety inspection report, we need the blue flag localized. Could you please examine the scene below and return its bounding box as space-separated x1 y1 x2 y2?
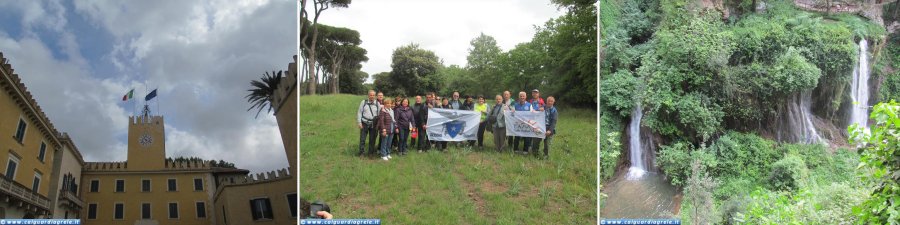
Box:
145 89 157 101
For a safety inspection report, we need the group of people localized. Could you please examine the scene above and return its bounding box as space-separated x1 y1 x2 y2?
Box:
356 89 559 161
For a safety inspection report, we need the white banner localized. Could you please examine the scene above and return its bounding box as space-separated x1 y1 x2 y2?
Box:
504 110 546 138
426 108 480 141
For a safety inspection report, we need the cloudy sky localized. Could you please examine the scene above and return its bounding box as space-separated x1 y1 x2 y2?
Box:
316 0 565 81
0 0 295 173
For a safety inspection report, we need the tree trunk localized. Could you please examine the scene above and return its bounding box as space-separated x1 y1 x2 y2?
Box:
332 70 340 94
325 48 345 95
306 51 317 95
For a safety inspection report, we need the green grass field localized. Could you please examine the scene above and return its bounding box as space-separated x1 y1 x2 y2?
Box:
299 94 597 224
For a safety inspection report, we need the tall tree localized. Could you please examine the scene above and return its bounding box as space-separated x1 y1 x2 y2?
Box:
388 44 442 96
547 0 598 107
439 65 471 95
300 0 351 95
339 70 368 94
372 72 396 95
466 33 503 95
309 23 367 94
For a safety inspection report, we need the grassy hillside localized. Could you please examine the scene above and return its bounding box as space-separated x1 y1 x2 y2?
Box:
299 94 597 224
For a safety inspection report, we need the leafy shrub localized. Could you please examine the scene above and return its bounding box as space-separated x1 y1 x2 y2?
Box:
848 101 900 224
600 70 640 117
737 183 868 224
708 132 780 181
766 154 809 191
714 177 754 201
600 109 624 182
718 194 750 225
656 142 716 186
684 158 719 225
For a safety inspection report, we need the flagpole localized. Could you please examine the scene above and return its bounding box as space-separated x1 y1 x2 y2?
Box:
156 86 160 116
144 84 148 116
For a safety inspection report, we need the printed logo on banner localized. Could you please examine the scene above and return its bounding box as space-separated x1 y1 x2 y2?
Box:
446 120 465 138
513 118 541 135
503 110 546 138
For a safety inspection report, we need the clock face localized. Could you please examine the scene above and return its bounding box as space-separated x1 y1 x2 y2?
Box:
139 134 153 147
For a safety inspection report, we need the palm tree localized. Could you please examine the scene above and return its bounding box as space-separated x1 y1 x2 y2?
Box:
246 70 283 118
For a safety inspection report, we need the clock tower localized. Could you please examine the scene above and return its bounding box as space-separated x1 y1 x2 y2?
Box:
126 105 167 170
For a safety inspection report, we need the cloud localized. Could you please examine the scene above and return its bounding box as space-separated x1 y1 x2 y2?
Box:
1 0 295 173
314 0 564 81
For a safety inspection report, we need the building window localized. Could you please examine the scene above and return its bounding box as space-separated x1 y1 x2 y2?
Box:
142 179 151 192
87 204 98 219
196 202 206 218
115 179 124 192
90 180 99 192
14 118 27 143
31 172 41 193
168 202 179 219
250 198 273 220
193 178 203 191
5 155 19 180
167 179 177 191
114 203 124 220
142 203 151 219
38 142 46 162
287 193 297 218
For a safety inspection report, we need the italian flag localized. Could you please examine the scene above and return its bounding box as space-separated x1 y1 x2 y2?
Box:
122 89 134 101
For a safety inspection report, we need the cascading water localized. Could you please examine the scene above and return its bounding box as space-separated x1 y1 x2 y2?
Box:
602 104 677 218
782 91 826 145
850 39 870 129
625 105 646 180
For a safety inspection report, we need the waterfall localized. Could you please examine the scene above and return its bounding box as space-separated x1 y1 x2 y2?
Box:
850 39 870 129
626 105 646 180
782 91 826 145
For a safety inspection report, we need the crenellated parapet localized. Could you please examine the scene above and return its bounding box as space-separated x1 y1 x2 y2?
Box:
163 159 212 170
271 55 298 114
0 52 63 150
129 115 164 125
83 162 129 171
84 159 219 172
217 167 292 187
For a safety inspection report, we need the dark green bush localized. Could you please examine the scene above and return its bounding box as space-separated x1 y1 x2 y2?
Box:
600 70 640 117
766 154 809 191
599 108 624 181
708 132 780 181
656 142 717 186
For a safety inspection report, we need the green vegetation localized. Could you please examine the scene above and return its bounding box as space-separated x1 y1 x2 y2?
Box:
371 0 597 107
849 102 900 224
655 133 867 223
601 0 896 223
299 94 596 224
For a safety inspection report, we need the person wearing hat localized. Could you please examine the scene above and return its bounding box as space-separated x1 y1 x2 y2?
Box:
530 89 545 111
